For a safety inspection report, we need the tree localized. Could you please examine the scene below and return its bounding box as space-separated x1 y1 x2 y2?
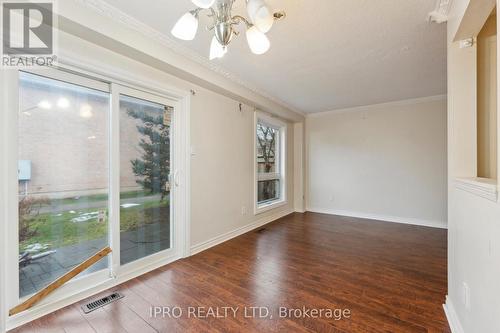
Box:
127 108 170 201
19 196 49 244
256 124 276 172
256 124 277 200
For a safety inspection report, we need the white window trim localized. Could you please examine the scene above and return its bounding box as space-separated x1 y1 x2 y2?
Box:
254 111 287 215
1 52 192 330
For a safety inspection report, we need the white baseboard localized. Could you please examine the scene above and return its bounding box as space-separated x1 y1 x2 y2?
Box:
306 207 447 229
443 296 465 333
190 209 293 255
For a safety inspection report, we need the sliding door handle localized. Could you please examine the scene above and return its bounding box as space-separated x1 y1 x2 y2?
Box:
174 170 180 187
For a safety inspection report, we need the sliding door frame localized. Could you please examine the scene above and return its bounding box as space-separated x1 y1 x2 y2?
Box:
1 55 191 330
0 67 7 333
110 84 179 276
6 65 114 315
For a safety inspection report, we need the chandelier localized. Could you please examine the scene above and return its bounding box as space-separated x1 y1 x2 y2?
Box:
171 0 285 59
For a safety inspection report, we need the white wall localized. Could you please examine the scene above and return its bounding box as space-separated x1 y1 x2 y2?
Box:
189 89 296 248
293 122 305 212
306 97 448 228
445 1 500 332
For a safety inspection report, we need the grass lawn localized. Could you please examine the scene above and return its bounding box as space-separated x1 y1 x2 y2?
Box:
50 190 153 206
20 199 169 251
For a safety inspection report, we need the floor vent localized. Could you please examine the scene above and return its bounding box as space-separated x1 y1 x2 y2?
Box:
82 292 124 314
256 227 267 233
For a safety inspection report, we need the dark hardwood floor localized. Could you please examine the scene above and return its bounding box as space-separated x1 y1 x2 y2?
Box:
10 212 450 333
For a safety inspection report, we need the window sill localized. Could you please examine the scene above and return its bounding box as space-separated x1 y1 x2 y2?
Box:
455 177 498 202
255 200 287 215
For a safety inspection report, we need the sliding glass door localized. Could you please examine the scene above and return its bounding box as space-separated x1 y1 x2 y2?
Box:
18 70 111 298
119 92 173 265
13 67 179 306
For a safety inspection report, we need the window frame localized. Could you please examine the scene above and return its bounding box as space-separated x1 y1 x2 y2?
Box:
254 111 287 214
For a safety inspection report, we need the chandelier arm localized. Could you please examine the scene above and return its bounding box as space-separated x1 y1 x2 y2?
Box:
208 7 217 18
231 15 252 28
205 7 218 30
189 7 203 17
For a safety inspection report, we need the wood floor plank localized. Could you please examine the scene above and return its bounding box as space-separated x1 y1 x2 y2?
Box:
48 306 96 333
8 212 450 333
116 281 184 332
101 297 158 333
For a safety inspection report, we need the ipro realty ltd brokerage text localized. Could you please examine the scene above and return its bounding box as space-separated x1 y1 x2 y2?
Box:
150 306 352 320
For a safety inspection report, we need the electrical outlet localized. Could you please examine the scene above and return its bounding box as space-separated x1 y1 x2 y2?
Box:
462 282 471 310
241 206 247 215
329 195 334 202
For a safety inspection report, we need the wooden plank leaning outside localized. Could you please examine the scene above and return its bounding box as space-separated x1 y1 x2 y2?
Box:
9 247 112 316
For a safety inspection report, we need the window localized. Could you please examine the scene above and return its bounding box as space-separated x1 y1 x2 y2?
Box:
255 113 286 213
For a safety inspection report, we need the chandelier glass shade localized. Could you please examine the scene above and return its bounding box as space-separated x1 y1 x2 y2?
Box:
171 12 199 40
246 0 273 33
245 25 270 55
209 36 227 59
171 0 285 58
192 0 216 9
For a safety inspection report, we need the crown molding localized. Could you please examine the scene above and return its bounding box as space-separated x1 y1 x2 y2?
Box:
73 0 304 116
306 94 447 118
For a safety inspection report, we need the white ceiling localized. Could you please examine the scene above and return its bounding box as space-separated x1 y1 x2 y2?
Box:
100 0 447 114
